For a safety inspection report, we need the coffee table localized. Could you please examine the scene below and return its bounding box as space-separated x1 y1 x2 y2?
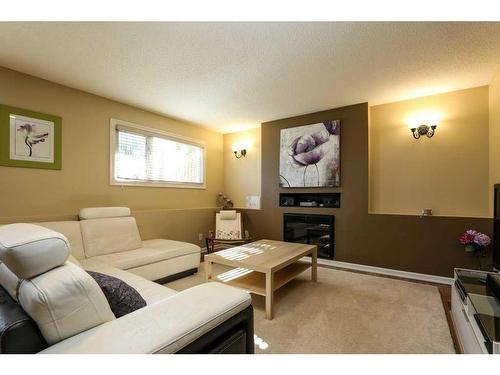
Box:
204 239 317 320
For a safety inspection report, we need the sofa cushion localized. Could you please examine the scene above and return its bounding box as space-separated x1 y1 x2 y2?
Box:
80 217 142 257
79 207 131 220
88 271 146 318
80 259 177 305
88 239 200 270
127 253 200 282
39 282 252 354
37 221 86 260
0 224 69 279
0 257 81 302
18 262 115 345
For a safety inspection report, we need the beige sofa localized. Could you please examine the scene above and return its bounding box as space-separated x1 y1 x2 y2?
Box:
0 212 254 354
38 207 201 282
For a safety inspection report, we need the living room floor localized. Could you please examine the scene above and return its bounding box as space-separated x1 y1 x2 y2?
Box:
166 263 456 354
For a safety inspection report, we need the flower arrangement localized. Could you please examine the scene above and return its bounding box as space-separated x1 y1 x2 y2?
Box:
459 229 491 270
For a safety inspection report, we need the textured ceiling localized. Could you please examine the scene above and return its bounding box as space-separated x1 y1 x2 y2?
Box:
0 22 499 133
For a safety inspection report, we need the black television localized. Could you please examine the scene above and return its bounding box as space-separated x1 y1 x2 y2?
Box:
494 184 500 271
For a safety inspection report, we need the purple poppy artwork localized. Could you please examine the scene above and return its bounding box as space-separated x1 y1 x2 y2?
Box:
279 120 340 187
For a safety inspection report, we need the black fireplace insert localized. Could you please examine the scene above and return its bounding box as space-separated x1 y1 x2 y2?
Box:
283 213 334 259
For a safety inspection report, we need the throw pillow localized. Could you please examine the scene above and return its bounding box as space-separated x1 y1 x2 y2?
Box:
87 271 146 318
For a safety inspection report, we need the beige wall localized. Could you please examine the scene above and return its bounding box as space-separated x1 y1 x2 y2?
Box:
489 69 500 215
222 127 261 208
0 67 222 245
370 86 490 218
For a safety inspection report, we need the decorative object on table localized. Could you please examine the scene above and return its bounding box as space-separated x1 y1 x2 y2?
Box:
279 120 340 188
458 229 491 270
206 210 252 254
216 192 234 209
216 192 225 208
0 104 62 170
245 195 260 209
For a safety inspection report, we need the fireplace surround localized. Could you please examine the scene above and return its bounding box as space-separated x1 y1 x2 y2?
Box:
283 213 334 259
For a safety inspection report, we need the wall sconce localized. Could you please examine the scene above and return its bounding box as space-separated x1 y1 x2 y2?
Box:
410 124 437 139
233 149 247 159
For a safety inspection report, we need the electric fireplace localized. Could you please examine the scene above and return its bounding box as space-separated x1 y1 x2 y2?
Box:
283 213 334 259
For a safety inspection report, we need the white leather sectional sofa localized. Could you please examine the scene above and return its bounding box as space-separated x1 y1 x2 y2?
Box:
0 208 254 354
38 207 201 282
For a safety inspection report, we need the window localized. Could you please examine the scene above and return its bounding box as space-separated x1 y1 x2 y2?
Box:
110 119 205 188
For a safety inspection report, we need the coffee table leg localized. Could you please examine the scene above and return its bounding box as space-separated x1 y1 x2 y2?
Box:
311 248 318 282
205 259 212 281
265 272 274 320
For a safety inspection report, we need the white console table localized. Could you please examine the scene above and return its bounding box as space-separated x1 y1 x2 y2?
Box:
451 268 500 354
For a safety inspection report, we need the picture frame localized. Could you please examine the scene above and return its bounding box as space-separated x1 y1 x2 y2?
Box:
279 120 340 188
0 104 62 170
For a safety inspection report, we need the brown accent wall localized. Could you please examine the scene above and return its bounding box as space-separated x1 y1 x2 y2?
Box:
240 103 491 277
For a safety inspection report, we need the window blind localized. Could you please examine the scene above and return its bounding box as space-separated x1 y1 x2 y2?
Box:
114 126 204 185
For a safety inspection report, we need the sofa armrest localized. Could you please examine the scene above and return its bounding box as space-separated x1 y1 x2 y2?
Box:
40 282 252 354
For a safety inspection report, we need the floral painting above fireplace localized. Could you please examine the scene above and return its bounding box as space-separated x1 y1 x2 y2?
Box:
279 120 340 187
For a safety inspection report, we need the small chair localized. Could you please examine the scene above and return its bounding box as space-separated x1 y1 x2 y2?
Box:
206 210 252 254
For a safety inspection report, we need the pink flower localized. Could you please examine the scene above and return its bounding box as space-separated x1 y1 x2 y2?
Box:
459 232 475 245
474 233 491 247
459 229 491 248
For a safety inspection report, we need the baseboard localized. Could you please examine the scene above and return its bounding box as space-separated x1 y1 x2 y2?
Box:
302 257 454 285
202 244 454 285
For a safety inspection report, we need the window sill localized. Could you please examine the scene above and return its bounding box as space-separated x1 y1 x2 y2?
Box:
110 180 206 189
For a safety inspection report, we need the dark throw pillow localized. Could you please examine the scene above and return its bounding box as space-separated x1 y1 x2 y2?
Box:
87 271 146 318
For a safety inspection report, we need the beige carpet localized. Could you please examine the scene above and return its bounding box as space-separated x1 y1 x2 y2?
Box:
165 263 455 354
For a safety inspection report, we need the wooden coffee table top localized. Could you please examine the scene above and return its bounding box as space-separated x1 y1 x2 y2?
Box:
204 239 316 273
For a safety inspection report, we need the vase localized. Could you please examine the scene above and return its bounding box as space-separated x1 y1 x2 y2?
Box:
476 254 484 271
465 244 476 253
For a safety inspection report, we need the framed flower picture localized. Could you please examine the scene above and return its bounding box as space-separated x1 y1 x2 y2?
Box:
0 104 62 169
279 120 340 187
